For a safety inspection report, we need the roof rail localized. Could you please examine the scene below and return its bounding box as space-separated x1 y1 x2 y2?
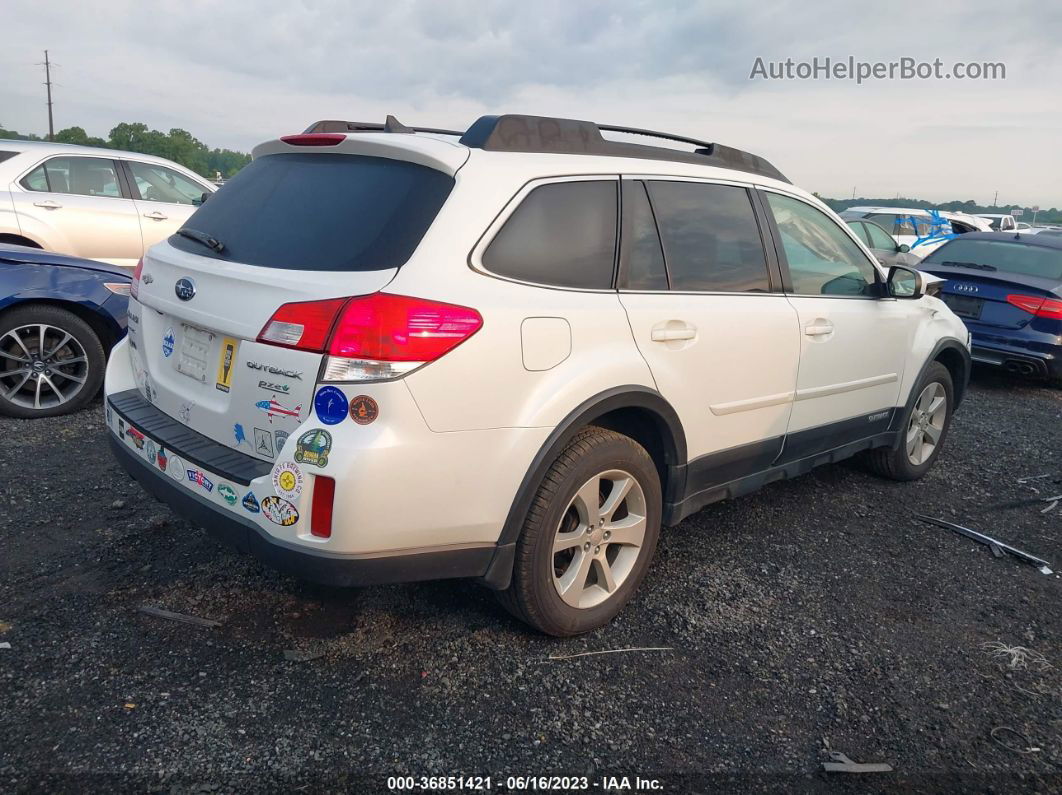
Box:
459 115 789 183
303 114 789 183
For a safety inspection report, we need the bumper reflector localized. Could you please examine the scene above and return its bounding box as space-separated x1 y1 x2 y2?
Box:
311 475 335 538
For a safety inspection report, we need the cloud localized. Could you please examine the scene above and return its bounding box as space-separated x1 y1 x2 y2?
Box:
1 0 1059 205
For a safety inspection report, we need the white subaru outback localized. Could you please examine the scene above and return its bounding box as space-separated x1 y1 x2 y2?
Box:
104 114 971 636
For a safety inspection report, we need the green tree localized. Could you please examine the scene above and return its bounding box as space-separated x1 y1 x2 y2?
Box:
54 126 108 147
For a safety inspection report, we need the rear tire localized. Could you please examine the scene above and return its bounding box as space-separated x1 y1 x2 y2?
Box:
0 304 105 418
864 361 953 481
498 426 662 636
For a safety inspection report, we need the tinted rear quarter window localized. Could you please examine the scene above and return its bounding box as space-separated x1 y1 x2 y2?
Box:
169 153 454 271
647 181 770 292
482 180 617 289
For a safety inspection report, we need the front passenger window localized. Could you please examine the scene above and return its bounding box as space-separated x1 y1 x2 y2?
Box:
766 193 878 297
127 161 207 206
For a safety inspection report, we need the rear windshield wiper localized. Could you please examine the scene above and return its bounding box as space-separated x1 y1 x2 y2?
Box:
176 228 225 254
940 260 996 271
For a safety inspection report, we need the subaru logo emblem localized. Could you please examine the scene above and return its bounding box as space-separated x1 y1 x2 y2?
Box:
953 283 978 294
175 277 196 301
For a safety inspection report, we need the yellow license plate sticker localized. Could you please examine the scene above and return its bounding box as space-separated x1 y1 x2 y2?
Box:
215 336 239 393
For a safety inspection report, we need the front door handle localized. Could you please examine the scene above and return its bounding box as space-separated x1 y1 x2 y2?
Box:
33 200 62 209
804 321 834 337
651 323 696 342
143 211 168 221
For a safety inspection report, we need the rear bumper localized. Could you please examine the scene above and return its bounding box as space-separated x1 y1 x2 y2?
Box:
969 336 1061 379
109 426 500 588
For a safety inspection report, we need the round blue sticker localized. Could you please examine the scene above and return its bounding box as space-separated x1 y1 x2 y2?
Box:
314 386 349 425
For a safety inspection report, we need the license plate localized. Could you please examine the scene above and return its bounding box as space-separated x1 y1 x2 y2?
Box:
176 323 215 383
942 294 983 320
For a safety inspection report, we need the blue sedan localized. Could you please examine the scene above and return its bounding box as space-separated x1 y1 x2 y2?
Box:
0 245 129 417
920 232 1062 386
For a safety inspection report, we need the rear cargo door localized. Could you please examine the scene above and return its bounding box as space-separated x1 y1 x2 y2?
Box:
126 150 456 462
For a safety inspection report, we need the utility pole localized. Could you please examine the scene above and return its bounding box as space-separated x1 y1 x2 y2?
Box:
992 190 998 207
42 50 54 141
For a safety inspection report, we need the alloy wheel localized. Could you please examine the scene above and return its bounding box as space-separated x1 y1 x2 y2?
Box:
552 469 647 609
906 382 947 466
0 324 90 410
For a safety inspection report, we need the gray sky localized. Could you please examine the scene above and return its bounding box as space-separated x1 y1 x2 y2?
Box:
3 0 1059 206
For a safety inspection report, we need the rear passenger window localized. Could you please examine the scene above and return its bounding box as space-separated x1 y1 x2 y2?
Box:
483 181 617 289
21 156 122 198
646 181 769 292
620 181 667 290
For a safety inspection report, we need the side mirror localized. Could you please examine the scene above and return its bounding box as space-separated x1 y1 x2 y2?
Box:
196 192 211 206
887 265 924 299
897 243 911 253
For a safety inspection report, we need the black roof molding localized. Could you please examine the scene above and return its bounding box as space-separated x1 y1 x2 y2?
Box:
459 115 789 183
305 113 789 183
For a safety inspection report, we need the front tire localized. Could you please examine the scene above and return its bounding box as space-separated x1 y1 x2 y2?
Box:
498 426 662 636
865 361 954 481
0 304 105 418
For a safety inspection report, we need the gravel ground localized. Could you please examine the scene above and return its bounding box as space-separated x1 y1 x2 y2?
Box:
1 368 1060 792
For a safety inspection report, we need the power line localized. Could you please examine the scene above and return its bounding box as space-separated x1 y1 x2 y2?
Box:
37 50 55 140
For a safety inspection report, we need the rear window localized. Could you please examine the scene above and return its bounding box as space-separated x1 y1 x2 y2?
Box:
924 239 1062 281
169 153 454 271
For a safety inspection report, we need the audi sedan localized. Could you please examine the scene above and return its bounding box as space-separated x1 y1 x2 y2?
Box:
920 232 1062 386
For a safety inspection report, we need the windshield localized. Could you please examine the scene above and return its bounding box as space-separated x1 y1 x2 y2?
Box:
168 152 454 271
923 239 1062 281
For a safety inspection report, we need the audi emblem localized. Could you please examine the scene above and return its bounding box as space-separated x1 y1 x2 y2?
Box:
175 277 196 301
953 283 978 294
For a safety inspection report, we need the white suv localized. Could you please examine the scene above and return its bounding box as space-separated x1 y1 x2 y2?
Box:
104 114 971 635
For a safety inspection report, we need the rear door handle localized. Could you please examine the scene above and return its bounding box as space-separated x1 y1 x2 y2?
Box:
33 200 62 209
651 323 696 342
804 321 834 337
143 211 168 220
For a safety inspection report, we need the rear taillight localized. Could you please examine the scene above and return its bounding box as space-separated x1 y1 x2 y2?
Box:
257 293 483 382
258 297 348 351
280 133 345 146
130 257 144 300
311 475 335 538
1006 294 1062 319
